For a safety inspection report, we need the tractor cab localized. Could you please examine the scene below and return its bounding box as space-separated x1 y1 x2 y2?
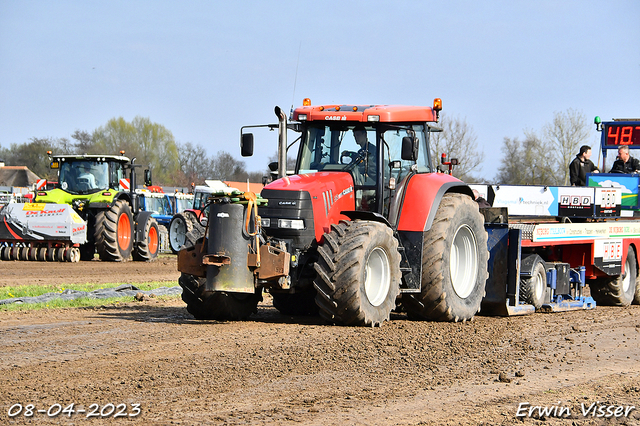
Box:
296 120 434 215
50 154 130 195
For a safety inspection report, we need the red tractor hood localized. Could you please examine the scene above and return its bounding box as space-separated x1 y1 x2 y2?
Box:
263 172 355 241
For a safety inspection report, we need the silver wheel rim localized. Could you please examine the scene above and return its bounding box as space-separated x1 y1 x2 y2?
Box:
365 247 391 307
169 218 186 250
533 267 545 301
450 224 479 299
622 258 631 293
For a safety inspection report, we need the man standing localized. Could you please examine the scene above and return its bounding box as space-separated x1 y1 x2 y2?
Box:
610 145 640 174
569 145 599 186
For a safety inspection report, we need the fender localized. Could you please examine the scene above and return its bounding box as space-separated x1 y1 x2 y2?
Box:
396 173 474 232
134 211 154 242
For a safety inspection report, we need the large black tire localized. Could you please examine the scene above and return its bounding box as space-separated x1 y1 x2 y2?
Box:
272 288 319 316
402 193 489 322
590 248 637 306
132 218 160 261
179 273 261 320
520 255 547 309
313 220 401 327
635 271 640 305
169 212 203 254
95 199 134 262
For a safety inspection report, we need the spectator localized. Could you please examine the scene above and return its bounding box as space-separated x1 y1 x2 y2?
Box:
569 145 599 186
610 146 640 174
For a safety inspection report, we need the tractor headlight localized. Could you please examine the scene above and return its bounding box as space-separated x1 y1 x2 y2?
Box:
261 218 271 227
278 219 304 230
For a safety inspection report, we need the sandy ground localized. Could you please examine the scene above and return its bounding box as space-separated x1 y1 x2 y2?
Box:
1 257 639 425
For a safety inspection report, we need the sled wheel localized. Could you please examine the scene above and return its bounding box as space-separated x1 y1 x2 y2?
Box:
179 273 261 320
46 248 56 262
65 247 80 263
590 248 637 306
403 193 489 322
95 200 133 261
520 255 547 309
313 220 401 327
36 247 47 261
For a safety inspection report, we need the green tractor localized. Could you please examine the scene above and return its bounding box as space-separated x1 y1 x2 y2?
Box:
35 153 160 262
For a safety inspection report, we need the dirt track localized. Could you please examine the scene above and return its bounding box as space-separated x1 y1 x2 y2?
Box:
1 257 640 425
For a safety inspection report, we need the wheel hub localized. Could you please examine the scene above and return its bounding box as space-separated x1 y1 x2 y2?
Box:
365 247 391 307
450 224 479 299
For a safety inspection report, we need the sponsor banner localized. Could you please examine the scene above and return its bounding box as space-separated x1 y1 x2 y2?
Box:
532 222 640 242
0 203 87 244
491 185 622 218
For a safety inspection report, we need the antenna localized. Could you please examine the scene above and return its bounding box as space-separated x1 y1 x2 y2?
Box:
290 41 302 119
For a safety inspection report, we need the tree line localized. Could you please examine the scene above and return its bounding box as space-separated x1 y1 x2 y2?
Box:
430 108 598 185
0 116 264 186
1 109 597 187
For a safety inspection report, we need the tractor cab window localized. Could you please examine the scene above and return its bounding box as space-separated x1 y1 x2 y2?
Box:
175 197 192 213
111 162 125 189
59 160 109 194
145 196 170 215
379 124 431 217
299 124 378 210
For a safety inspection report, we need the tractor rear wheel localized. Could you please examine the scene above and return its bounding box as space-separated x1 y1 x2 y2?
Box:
95 200 133 262
179 273 261 320
590 248 636 306
402 193 489 322
313 220 401 327
132 218 160 261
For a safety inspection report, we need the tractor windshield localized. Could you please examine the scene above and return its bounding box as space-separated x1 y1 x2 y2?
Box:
298 123 432 179
59 161 110 194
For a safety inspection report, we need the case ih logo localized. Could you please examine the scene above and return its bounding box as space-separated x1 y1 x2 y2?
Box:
560 195 592 207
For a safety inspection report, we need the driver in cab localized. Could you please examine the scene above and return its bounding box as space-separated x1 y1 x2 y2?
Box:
341 126 376 183
610 145 640 174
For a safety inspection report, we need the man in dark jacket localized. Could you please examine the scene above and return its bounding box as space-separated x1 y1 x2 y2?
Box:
610 145 640 174
569 145 599 186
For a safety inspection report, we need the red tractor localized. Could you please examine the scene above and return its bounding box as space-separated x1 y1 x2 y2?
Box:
177 99 489 326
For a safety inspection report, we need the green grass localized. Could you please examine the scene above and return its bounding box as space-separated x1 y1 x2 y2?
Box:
0 281 181 312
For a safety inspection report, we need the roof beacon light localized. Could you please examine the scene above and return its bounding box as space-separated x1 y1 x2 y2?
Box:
433 98 443 121
303 98 311 106
120 150 126 155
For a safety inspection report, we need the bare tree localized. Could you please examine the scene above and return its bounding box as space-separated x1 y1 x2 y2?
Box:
429 113 484 182
544 109 592 186
495 133 557 185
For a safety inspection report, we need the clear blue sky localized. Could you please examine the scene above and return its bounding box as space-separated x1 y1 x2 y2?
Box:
1 0 638 181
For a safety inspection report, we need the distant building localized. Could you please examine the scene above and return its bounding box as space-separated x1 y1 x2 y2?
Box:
0 164 41 189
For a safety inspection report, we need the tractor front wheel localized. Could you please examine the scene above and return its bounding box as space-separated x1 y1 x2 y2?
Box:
95 200 133 262
132 218 160 261
313 220 401 327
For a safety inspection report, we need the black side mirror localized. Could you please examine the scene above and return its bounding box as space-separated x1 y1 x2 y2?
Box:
401 136 418 161
268 161 278 172
144 169 152 186
241 133 254 157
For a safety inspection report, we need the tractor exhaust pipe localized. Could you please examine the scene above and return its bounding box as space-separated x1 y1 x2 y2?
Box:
275 106 287 179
